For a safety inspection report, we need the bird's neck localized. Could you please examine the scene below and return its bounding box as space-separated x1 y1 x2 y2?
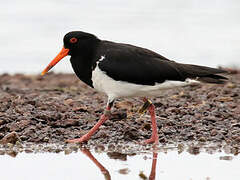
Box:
70 39 101 88
70 55 94 88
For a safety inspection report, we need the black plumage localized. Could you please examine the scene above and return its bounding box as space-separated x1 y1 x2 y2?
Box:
95 41 227 85
63 31 227 87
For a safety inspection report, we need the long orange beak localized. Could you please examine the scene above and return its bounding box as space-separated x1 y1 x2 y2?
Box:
41 47 69 76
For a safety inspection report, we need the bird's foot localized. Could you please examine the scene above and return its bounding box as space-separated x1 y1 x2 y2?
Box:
142 136 159 145
65 135 89 144
138 99 152 116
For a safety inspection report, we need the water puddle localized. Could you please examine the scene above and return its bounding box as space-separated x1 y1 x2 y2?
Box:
0 143 239 180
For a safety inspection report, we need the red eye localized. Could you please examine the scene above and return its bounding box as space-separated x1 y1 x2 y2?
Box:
70 37 78 43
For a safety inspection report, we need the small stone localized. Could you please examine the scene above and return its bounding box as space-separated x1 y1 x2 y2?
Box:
69 145 78 152
177 143 185 154
64 119 79 127
219 156 233 161
55 149 62 153
217 96 233 102
0 132 21 145
64 149 72 155
226 82 236 88
64 99 74 105
107 152 127 161
25 149 33 153
43 137 49 142
15 141 23 148
7 150 18 157
210 129 218 136
188 146 200 155
118 168 130 175
94 145 105 153
7 143 14 149
139 171 147 180
198 136 206 142
107 144 115 151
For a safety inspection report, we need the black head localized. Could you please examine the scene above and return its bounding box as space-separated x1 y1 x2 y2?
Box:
41 31 100 75
63 31 100 55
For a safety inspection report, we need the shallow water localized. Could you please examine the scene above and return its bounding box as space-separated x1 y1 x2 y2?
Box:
1 0 240 74
1 145 240 180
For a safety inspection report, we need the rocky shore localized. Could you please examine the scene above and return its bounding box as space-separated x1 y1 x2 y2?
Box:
0 70 239 153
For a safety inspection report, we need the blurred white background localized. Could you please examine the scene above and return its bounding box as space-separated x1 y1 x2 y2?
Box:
1 0 240 74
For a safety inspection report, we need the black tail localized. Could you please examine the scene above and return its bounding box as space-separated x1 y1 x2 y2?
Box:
177 63 228 84
197 74 227 84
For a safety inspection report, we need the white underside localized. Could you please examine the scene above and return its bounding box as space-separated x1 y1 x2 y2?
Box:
92 65 199 101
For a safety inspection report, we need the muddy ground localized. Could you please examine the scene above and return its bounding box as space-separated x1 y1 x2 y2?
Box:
0 70 239 153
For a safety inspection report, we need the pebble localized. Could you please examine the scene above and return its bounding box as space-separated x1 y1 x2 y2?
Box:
64 149 72 155
118 168 130 175
219 156 233 161
210 129 218 136
0 132 20 145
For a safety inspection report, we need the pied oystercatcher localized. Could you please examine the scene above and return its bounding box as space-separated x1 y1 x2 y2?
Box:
41 31 227 144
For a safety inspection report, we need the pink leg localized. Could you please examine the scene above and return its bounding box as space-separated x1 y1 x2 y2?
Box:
66 105 111 143
143 98 159 144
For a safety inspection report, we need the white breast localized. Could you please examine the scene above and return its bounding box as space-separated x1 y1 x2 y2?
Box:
92 64 199 100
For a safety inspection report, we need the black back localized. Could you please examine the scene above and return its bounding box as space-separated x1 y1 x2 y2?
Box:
94 41 227 85
64 31 227 87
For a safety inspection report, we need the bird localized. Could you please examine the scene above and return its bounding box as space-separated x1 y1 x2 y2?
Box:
41 31 227 145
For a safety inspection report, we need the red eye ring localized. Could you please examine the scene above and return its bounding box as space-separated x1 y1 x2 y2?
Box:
70 37 78 43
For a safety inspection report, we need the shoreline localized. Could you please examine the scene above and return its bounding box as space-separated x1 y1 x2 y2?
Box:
0 71 239 153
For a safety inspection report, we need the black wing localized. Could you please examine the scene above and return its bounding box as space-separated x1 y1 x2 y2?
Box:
95 41 227 85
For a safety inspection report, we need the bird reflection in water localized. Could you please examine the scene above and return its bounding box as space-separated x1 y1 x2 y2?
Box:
80 148 111 180
149 151 158 180
80 147 158 180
